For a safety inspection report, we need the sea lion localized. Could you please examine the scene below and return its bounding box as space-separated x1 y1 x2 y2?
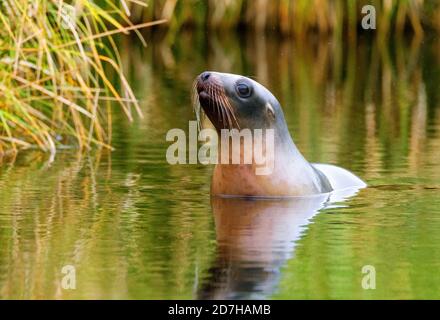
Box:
194 71 366 197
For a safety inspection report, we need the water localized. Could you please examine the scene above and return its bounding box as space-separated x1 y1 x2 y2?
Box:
0 31 439 299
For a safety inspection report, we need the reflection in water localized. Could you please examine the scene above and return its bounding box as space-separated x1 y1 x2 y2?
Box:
199 188 363 299
198 196 328 299
0 150 215 299
0 29 439 299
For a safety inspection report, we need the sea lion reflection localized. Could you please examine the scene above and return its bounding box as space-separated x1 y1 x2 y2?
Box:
198 194 333 299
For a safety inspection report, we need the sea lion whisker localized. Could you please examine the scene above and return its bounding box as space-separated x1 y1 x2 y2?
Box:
192 79 204 130
211 85 221 125
228 104 240 129
210 86 223 127
209 85 215 113
220 97 233 130
219 94 238 129
215 89 227 128
213 86 225 129
211 84 231 129
219 102 228 129
218 90 232 130
217 84 238 129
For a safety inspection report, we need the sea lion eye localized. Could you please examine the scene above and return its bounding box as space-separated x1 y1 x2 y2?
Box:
236 83 251 98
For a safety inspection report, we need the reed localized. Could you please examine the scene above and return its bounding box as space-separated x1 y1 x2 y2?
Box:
0 0 163 157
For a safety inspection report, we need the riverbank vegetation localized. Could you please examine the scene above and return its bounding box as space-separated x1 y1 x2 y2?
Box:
0 0 163 158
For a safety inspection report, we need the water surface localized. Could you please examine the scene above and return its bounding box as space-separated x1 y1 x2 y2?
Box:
0 31 439 299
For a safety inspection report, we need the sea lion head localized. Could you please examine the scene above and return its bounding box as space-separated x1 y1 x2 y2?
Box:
194 71 285 132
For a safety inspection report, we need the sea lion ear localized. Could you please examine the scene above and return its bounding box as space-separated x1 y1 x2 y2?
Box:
265 102 275 120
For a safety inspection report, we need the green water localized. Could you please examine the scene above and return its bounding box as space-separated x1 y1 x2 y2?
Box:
1 31 440 299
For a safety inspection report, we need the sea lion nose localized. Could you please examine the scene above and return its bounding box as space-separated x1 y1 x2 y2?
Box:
200 72 211 82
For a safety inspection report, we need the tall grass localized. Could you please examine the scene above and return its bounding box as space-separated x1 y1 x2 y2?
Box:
0 0 164 158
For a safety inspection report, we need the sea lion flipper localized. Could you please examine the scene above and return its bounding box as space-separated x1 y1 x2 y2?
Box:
312 163 367 191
